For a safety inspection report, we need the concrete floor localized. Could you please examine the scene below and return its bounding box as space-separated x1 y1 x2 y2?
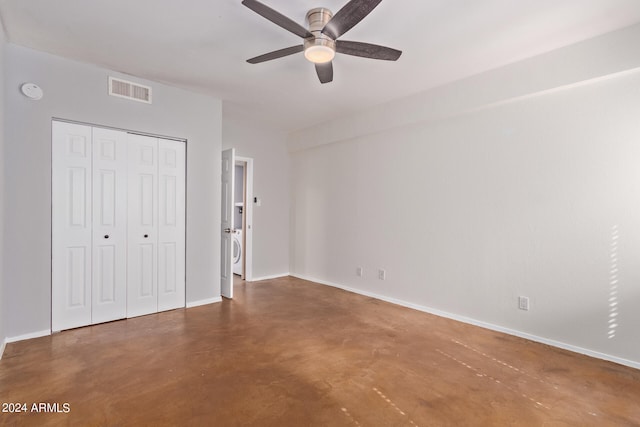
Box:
1 276 639 426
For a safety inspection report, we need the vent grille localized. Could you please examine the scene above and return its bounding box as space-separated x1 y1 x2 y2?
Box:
108 76 152 104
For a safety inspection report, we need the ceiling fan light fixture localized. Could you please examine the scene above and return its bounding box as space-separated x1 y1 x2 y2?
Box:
303 7 336 64
304 45 335 63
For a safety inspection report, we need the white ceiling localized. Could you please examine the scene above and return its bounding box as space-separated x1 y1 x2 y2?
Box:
2 0 640 132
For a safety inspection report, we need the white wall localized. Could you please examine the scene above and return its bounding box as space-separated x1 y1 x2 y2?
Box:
3 44 222 340
289 24 640 368
222 105 290 279
0 19 6 355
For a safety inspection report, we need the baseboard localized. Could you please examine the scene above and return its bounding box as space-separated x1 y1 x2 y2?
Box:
186 296 222 308
249 273 290 282
6 329 51 344
290 273 640 371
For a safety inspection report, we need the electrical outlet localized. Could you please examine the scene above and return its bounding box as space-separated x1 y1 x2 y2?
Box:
378 269 386 280
356 267 363 277
518 296 530 311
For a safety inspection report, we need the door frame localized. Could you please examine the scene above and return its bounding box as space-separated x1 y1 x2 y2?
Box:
236 156 253 282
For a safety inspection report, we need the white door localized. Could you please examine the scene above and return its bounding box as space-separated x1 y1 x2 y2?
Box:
53 123 187 329
91 127 128 324
157 139 186 311
220 148 235 298
127 134 159 317
52 121 93 331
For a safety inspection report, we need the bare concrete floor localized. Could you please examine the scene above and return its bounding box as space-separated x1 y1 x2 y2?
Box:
1 276 639 426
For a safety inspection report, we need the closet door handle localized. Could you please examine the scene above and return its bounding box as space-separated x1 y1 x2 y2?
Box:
144 234 149 238
104 235 109 239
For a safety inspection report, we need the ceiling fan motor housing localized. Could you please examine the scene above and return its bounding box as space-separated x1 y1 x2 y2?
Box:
304 8 336 63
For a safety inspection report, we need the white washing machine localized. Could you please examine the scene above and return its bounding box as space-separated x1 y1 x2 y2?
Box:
233 229 243 275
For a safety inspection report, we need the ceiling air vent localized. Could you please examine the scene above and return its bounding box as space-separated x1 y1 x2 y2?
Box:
108 76 152 104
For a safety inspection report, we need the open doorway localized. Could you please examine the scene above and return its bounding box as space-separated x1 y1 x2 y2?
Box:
233 156 253 282
221 149 253 299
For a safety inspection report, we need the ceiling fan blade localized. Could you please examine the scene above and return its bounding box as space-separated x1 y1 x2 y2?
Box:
247 45 304 64
322 0 383 40
315 62 333 84
242 0 312 39
336 40 401 61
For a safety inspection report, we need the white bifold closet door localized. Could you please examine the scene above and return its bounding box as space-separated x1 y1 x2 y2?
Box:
52 121 185 331
156 138 186 312
127 134 186 317
92 127 128 324
52 122 95 331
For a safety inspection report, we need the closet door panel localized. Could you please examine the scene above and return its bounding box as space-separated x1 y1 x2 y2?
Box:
91 128 128 324
52 121 93 331
158 139 186 311
127 134 159 317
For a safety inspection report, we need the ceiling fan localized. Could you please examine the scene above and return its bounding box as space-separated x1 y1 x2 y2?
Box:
242 0 402 84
